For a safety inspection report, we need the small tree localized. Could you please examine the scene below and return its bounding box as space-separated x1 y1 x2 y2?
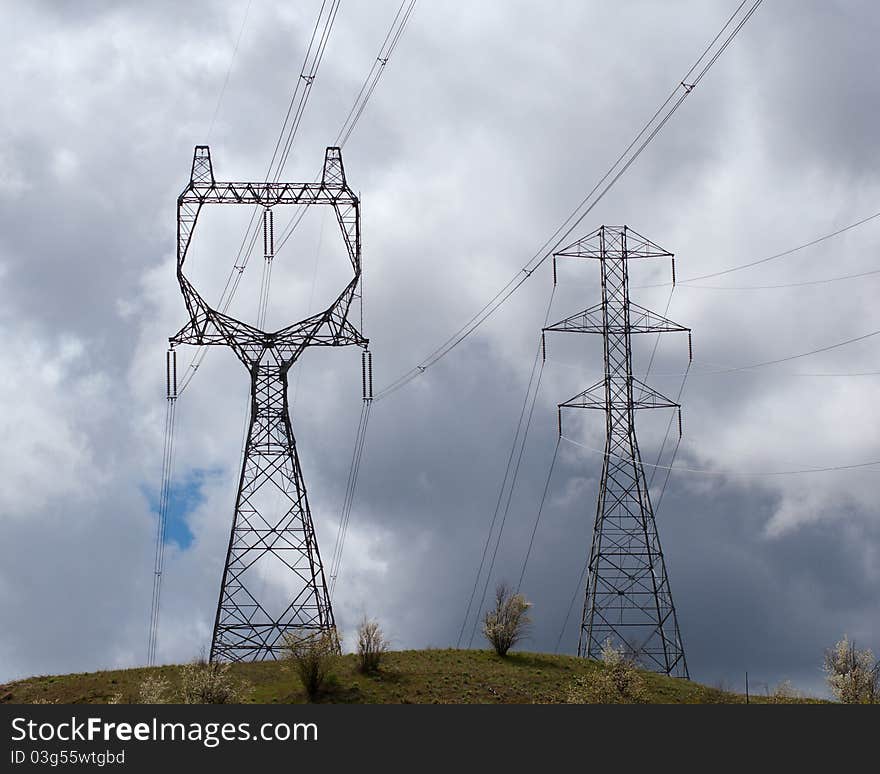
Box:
768 680 799 704
567 639 648 704
824 635 879 704
482 583 532 657
138 674 170 704
284 627 340 701
356 617 390 674
180 660 246 704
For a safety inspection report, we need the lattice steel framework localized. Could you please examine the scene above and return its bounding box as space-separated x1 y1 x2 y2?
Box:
545 225 690 677
172 146 366 661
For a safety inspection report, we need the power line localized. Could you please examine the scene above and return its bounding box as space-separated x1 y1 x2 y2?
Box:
560 435 880 477
206 0 254 140
709 327 880 373
551 356 880 378
672 266 880 290
274 0 417 254
554 557 589 654
647 360 691 488
458 283 557 648
637 209 880 289
456 338 545 648
148 350 178 666
516 436 560 594
374 0 763 402
329 395 372 598
467 347 548 648
334 0 417 148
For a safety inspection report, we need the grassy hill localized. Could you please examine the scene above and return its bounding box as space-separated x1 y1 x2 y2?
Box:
0 649 819 704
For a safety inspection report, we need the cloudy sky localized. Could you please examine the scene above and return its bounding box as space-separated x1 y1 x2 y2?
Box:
1 0 879 698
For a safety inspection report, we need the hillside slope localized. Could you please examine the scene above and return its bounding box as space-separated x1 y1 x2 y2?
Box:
0 649 817 704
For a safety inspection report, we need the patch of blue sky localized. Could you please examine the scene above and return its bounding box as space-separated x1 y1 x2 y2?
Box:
143 468 223 550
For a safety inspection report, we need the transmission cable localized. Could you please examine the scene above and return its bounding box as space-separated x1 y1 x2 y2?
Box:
516 435 561 594
467 347 548 648
560 435 880 476
554 557 589 654
273 0 417 254
455 338 545 648
708 327 880 374
672 266 880 290
148 350 178 666
328 398 372 597
374 0 763 402
206 0 254 141
458 284 557 648
637 209 880 289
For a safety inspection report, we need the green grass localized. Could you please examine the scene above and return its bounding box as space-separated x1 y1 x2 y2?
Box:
0 649 821 704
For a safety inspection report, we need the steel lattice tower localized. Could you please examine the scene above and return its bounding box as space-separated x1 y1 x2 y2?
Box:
545 225 690 677
172 146 366 661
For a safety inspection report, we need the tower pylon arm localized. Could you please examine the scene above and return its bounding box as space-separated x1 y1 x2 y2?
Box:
558 377 680 411
554 225 674 260
545 301 688 335
559 380 606 409
170 296 265 350
274 280 367 348
180 146 356 208
630 378 680 409
181 181 357 207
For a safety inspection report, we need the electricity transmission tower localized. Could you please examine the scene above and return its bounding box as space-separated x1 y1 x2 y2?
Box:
172 145 367 661
545 225 690 677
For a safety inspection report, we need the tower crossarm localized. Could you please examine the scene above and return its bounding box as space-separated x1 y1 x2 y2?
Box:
545 302 688 335
180 182 357 207
554 225 674 260
559 378 679 411
273 280 367 350
170 279 367 362
180 146 356 207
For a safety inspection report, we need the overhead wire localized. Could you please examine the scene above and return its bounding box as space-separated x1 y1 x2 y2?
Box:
636 209 880 290
675 266 880 290
705 327 880 373
148 350 178 666
274 0 417 254
516 435 561 593
329 397 372 597
466 340 548 648
458 285 557 648
554 555 589 654
560 435 880 477
206 0 254 141
455 338 545 648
